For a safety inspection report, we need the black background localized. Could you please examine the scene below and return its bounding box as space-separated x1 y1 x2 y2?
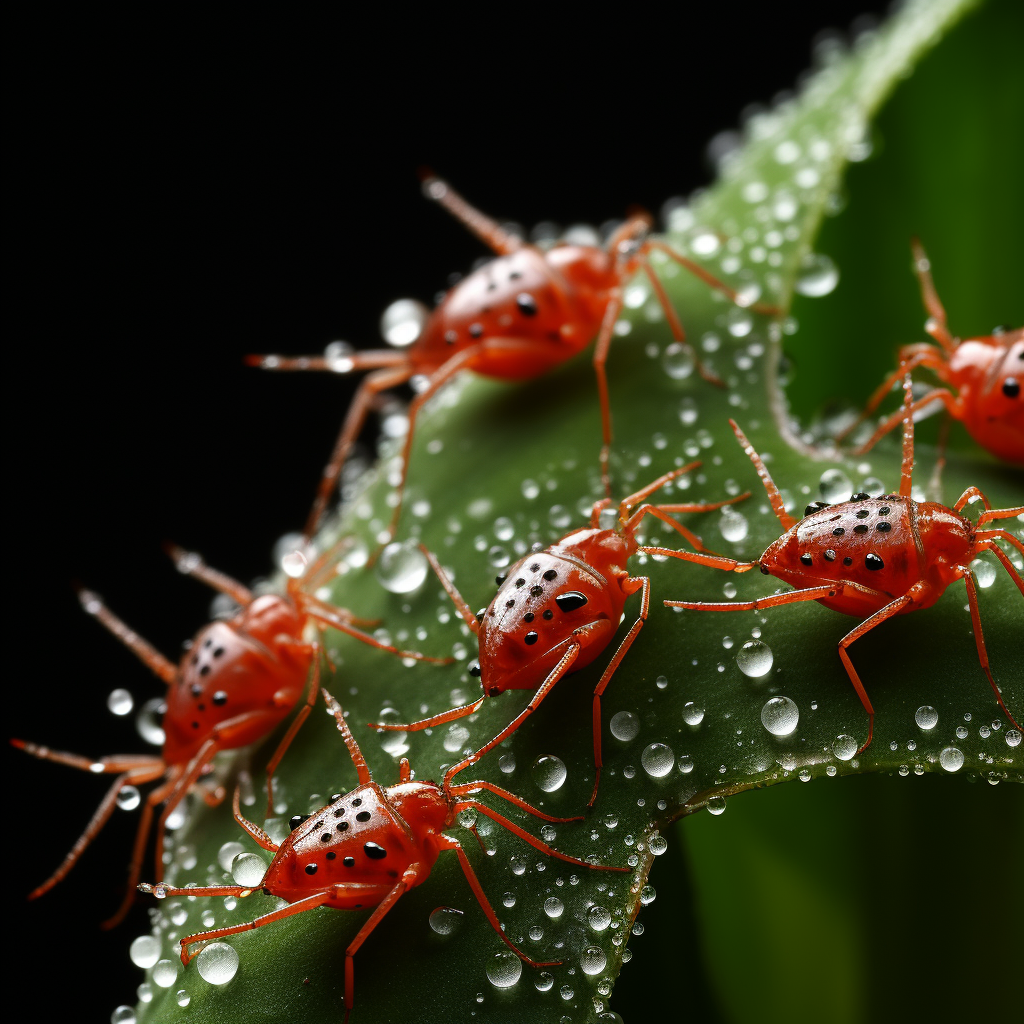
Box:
9 4 895 1018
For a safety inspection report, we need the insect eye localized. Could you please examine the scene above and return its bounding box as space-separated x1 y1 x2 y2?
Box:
554 591 588 612
289 814 311 831
1002 377 1020 398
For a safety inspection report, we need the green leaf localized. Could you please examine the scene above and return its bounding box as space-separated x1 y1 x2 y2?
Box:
139 1 1021 1020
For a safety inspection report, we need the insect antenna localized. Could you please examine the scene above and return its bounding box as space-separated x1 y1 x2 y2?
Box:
898 374 915 498
322 688 372 786
728 420 796 530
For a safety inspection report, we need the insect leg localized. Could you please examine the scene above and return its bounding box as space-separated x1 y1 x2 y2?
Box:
305 364 415 540
449 780 584 823
975 534 1024 574
910 238 957 353
421 176 524 255
322 689 372 785
852 387 963 459
588 575 650 806
976 504 1024 525
162 544 253 607
664 583 839 612
437 835 560 967
370 696 487 733
592 286 625 495
640 545 758 573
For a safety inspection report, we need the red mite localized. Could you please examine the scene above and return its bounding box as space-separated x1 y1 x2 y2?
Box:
250 177 776 539
140 689 626 1022
648 379 1023 753
840 238 1024 465
12 543 447 927
373 462 749 805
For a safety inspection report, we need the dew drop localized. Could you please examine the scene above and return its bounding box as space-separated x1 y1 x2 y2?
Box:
761 696 799 736
135 697 166 746
940 747 964 773
1005 729 1021 748
719 508 749 542
129 935 160 969
639 885 657 905
794 253 839 297
380 298 429 347
588 905 612 931
532 755 567 792
544 897 565 919
969 558 997 589
498 752 516 774
649 833 668 856
487 545 510 568
107 688 133 716
682 703 705 726
819 468 853 503
915 706 939 731
956 725 968 739
152 959 179 988
521 479 540 500
548 505 572 529
175 990 190 1007
737 640 774 678
581 946 608 975
678 755 694 774
117 786 141 811
375 540 429 594
281 550 307 578
707 796 727 815
429 906 464 935
231 852 266 887
535 971 555 992
610 711 640 741
216 841 246 873
641 743 675 778
502 892 516 907
111 1009 136 1024
726 307 753 338
662 343 695 379
678 396 699 426
196 941 239 985
444 724 471 753
833 734 858 761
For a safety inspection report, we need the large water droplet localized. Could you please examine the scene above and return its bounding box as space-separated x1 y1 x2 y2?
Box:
737 640 774 678
915 706 938 730
833 734 858 761
794 253 839 297
375 541 429 594
581 946 608 975
535 972 555 992
707 796 727 815
761 696 799 736
429 906 464 935
231 852 266 887
152 959 179 988
969 557 997 589
380 298 429 347
217 841 247 873
135 697 166 746
532 755 567 792
640 885 657 905
610 711 639 741
588 905 612 931
129 935 160 969
107 688 133 716
443 724 470 753
543 896 564 918
641 743 675 778
196 942 239 985
117 786 141 811
649 832 668 856
682 702 705 726
819 468 853 503
719 508 749 542
939 747 964 773
486 950 523 989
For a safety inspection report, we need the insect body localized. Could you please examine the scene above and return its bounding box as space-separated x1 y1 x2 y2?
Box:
374 462 749 805
650 381 1023 753
252 177 776 539
13 544 446 927
141 690 625 1022
840 239 1023 465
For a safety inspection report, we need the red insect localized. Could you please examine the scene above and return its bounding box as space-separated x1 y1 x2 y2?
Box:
647 380 1023 753
373 462 749 805
839 239 1023 465
251 177 776 540
141 689 625 1022
12 543 447 927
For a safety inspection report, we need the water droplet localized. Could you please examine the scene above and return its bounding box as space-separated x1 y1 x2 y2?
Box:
662 343 694 379
641 743 675 778
819 468 853 503
690 232 721 256
588 905 612 931
487 546 510 568
794 253 839 297
375 540 429 594
429 906 464 935
737 640 774 678
129 935 160 969
486 950 523 989
175 990 190 1008
135 696 166 746
111 1009 136 1024
940 747 964 773
833 734 858 761
497 752 516 774
215 841 246 873
380 298 429 347
719 508 749 542
231 852 266 887
774 140 801 164
969 558 997 589
798 768 811 782
196 941 239 985
581 946 608 975
535 972 554 992
678 396 699 426
532 755 567 792
679 754 694 774
955 725 968 739
548 505 572 529
281 550 307 578
444 724 470 753
682 702 705 726
915 706 939 730
117 786 141 811
107 688 133 716
726 307 753 338
707 796 727 815
502 892 516 907
649 832 668 856
1005 729 1021 748
826 765 837 777
521 479 540 500
152 959 179 988
640 885 657 905
761 696 799 736
544 897 565 919
610 711 639 741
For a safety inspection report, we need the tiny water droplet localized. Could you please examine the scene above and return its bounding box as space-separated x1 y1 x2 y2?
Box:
794 253 839 297
444 724 470 753
649 833 668 856
117 786 141 811
498 753 516 774
1005 729 1021 748
707 796 727 815
719 508 749 542
662 343 695 380
640 885 657 905
111 1009 136 1024
535 971 554 992
380 298 429 347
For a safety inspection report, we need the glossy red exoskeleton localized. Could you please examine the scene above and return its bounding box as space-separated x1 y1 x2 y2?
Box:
251 177 776 539
12 544 447 927
650 379 1023 753
840 239 1023 465
373 462 749 805
140 689 626 1022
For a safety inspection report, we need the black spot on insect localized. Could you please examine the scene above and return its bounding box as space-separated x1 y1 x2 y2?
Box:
879 506 891 515
856 509 870 519
352 798 362 807
356 811 371 822
337 822 349 833
364 842 387 860
555 591 588 613
516 293 538 316
344 857 355 867
509 270 522 280
804 501 829 517
865 553 884 570
524 612 535 623
530 585 543 596
191 721 200 729
800 553 813 566
204 638 213 649
543 569 557 580
1003 377 1020 398
824 549 836 562
333 807 346 817
199 665 211 677
290 814 310 830
305 863 318 875
495 573 508 586
854 525 869 534
320 833 331 843
524 631 539 645
542 609 553 619
190 683 202 697
213 647 225 658
530 563 541 572
444 330 458 345
851 492 870 501
469 659 482 677
469 323 484 338
876 522 891 533
212 691 228 706
843 556 853 566
197 703 205 712
326 851 336 860
505 599 515 609
833 528 845 536
515 579 525 588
